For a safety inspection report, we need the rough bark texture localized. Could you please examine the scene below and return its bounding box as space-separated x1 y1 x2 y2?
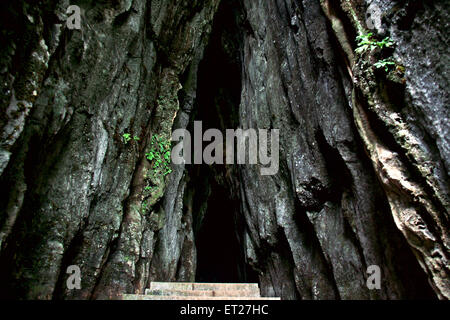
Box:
0 0 448 300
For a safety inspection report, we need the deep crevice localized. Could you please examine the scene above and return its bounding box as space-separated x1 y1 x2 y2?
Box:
184 0 258 284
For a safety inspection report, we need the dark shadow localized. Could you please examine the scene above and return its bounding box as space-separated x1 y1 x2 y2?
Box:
184 0 259 284
195 180 242 283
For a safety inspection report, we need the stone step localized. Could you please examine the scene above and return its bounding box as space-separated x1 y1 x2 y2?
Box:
120 282 281 300
145 289 260 297
122 294 281 301
148 282 260 292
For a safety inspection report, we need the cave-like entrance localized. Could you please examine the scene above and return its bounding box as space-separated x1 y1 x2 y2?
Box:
194 180 243 283
183 0 258 284
188 165 258 284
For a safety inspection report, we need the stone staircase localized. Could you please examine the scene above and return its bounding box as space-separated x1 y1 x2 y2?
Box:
122 282 280 300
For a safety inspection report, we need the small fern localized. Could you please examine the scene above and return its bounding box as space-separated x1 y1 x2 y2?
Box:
145 135 173 176
374 59 396 72
123 133 131 144
355 33 394 54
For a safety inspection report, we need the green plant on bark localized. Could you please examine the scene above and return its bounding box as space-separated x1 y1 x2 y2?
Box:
145 135 172 176
356 33 398 73
123 133 140 144
123 133 132 144
355 33 394 54
374 58 396 72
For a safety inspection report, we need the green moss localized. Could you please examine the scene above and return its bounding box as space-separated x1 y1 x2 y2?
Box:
137 73 180 218
341 0 365 34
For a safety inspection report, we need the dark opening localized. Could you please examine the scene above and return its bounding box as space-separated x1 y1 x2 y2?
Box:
184 0 258 284
195 180 242 282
